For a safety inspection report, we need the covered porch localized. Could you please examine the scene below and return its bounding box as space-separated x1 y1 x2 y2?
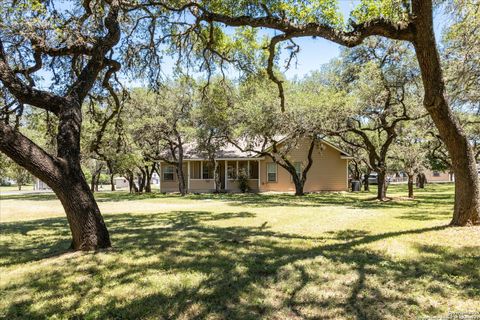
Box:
186 159 261 193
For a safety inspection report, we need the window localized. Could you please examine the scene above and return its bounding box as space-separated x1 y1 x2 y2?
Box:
433 171 440 177
227 162 237 179
249 161 259 179
267 163 277 182
191 162 201 179
163 166 175 181
238 161 249 178
202 162 214 179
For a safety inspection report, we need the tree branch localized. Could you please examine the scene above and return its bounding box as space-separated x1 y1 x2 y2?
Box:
0 40 64 115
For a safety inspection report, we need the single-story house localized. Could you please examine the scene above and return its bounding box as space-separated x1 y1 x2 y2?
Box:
114 177 130 189
158 138 352 193
424 170 454 183
114 173 160 189
34 178 50 190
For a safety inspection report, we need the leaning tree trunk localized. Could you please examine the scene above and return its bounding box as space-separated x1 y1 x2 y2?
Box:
407 173 415 199
0 120 111 251
56 171 111 250
377 170 387 201
413 0 480 225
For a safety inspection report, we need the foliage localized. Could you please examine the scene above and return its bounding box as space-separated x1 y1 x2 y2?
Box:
236 168 250 193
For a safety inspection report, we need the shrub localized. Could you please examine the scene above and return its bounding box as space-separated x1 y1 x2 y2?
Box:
237 169 250 193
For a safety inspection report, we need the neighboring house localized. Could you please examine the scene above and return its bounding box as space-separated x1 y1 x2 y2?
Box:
114 177 130 189
114 173 160 190
158 138 352 193
34 178 50 190
424 169 454 183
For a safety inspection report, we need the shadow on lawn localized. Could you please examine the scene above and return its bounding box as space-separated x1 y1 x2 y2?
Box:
2 208 478 320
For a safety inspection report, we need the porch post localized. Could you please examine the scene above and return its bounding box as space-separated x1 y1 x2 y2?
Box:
247 161 250 178
258 160 261 190
200 161 203 179
187 161 191 191
225 160 228 191
236 160 239 177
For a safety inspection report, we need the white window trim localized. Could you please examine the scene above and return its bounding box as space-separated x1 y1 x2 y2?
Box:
267 162 277 183
163 166 175 181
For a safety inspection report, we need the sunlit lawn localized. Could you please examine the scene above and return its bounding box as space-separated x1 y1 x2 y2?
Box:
0 183 479 319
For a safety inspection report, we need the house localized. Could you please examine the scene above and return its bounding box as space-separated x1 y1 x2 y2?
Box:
158 138 352 193
33 178 50 190
114 177 130 189
114 173 160 190
423 169 454 183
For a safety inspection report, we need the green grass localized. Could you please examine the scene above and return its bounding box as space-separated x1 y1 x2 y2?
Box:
0 184 34 192
1 183 479 319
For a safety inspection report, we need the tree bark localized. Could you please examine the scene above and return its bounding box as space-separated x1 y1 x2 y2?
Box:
110 173 115 191
127 171 137 193
292 175 305 196
0 123 111 250
107 161 115 191
56 172 111 250
412 0 480 225
364 169 371 192
416 173 426 188
377 170 387 201
137 167 146 193
176 165 186 195
407 173 415 199
144 164 154 193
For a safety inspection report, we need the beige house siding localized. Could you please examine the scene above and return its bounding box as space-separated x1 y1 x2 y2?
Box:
424 170 453 182
158 139 349 193
159 163 187 193
259 139 348 192
190 179 215 192
225 178 260 193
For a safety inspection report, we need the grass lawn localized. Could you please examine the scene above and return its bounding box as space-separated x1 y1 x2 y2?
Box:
0 184 34 192
0 183 479 319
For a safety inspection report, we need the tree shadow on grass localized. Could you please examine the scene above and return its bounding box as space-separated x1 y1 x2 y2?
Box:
1 208 478 319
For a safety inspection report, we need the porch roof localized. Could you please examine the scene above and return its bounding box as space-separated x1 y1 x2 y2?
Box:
183 142 260 160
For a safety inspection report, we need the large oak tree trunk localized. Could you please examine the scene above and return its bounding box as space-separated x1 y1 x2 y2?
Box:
0 124 111 250
56 172 111 250
413 0 480 225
